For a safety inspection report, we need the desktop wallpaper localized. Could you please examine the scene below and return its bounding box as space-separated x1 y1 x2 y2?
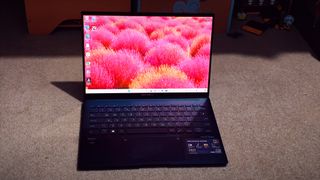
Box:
83 15 213 90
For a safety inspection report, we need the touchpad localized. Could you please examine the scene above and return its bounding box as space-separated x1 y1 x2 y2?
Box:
126 136 185 161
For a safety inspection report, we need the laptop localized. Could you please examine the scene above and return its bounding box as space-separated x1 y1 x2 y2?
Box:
78 12 228 170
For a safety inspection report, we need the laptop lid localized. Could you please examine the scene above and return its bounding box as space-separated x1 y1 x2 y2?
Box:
81 12 214 99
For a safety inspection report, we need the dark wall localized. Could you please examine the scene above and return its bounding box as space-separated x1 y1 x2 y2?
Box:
293 0 320 60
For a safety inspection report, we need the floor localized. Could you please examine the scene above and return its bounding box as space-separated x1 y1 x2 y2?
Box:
0 1 320 180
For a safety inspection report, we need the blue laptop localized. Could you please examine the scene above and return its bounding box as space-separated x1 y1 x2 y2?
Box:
78 12 228 170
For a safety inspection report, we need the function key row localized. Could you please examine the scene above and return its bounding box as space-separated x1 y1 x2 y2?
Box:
88 111 208 118
89 105 206 113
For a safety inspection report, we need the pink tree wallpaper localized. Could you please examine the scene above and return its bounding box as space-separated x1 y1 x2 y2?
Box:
84 16 213 89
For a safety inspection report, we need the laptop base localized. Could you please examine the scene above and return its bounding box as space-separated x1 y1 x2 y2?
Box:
78 98 228 170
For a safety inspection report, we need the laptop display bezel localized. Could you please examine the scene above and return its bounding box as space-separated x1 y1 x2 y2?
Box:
81 11 214 99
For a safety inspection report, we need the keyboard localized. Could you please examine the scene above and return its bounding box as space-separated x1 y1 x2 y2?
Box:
87 104 214 135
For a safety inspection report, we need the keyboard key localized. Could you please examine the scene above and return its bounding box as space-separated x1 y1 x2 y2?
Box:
101 129 108 134
161 117 169 121
88 129 99 135
199 106 207 110
130 107 137 111
106 118 112 123
159 122 166 127
194 128 204 133
162 106 170 111
151 112 158 116
101 124 108 128
128 118 135 122
89 119 98 123
177 117 185 121
171 106 178 111
133 123 141 127
178 106 186 111
143 112 150 116
125 123 132 128
98 108 106 112
89 124 98 128
191 112 198 116
135 112 142 117
118 129 125 134
169 117 176 121
193 106 201 111
183 122 191 126
127 128 168 134
199 111 208 116
113 118 119 123
147 106 155 111
167 122 174 127
89 108 99 113
186 117 193 121
175 122 182 126
89 113 99 117
176 128 184 133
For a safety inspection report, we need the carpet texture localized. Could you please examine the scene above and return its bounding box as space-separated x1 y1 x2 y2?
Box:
0 1 320 180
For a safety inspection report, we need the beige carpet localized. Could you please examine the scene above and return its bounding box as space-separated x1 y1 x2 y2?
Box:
1 1 320 180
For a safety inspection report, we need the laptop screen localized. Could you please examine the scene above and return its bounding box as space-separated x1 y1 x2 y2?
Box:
82 14 213 94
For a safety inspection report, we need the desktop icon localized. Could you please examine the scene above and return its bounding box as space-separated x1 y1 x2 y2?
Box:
86 77 91 84
85 43 90 50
